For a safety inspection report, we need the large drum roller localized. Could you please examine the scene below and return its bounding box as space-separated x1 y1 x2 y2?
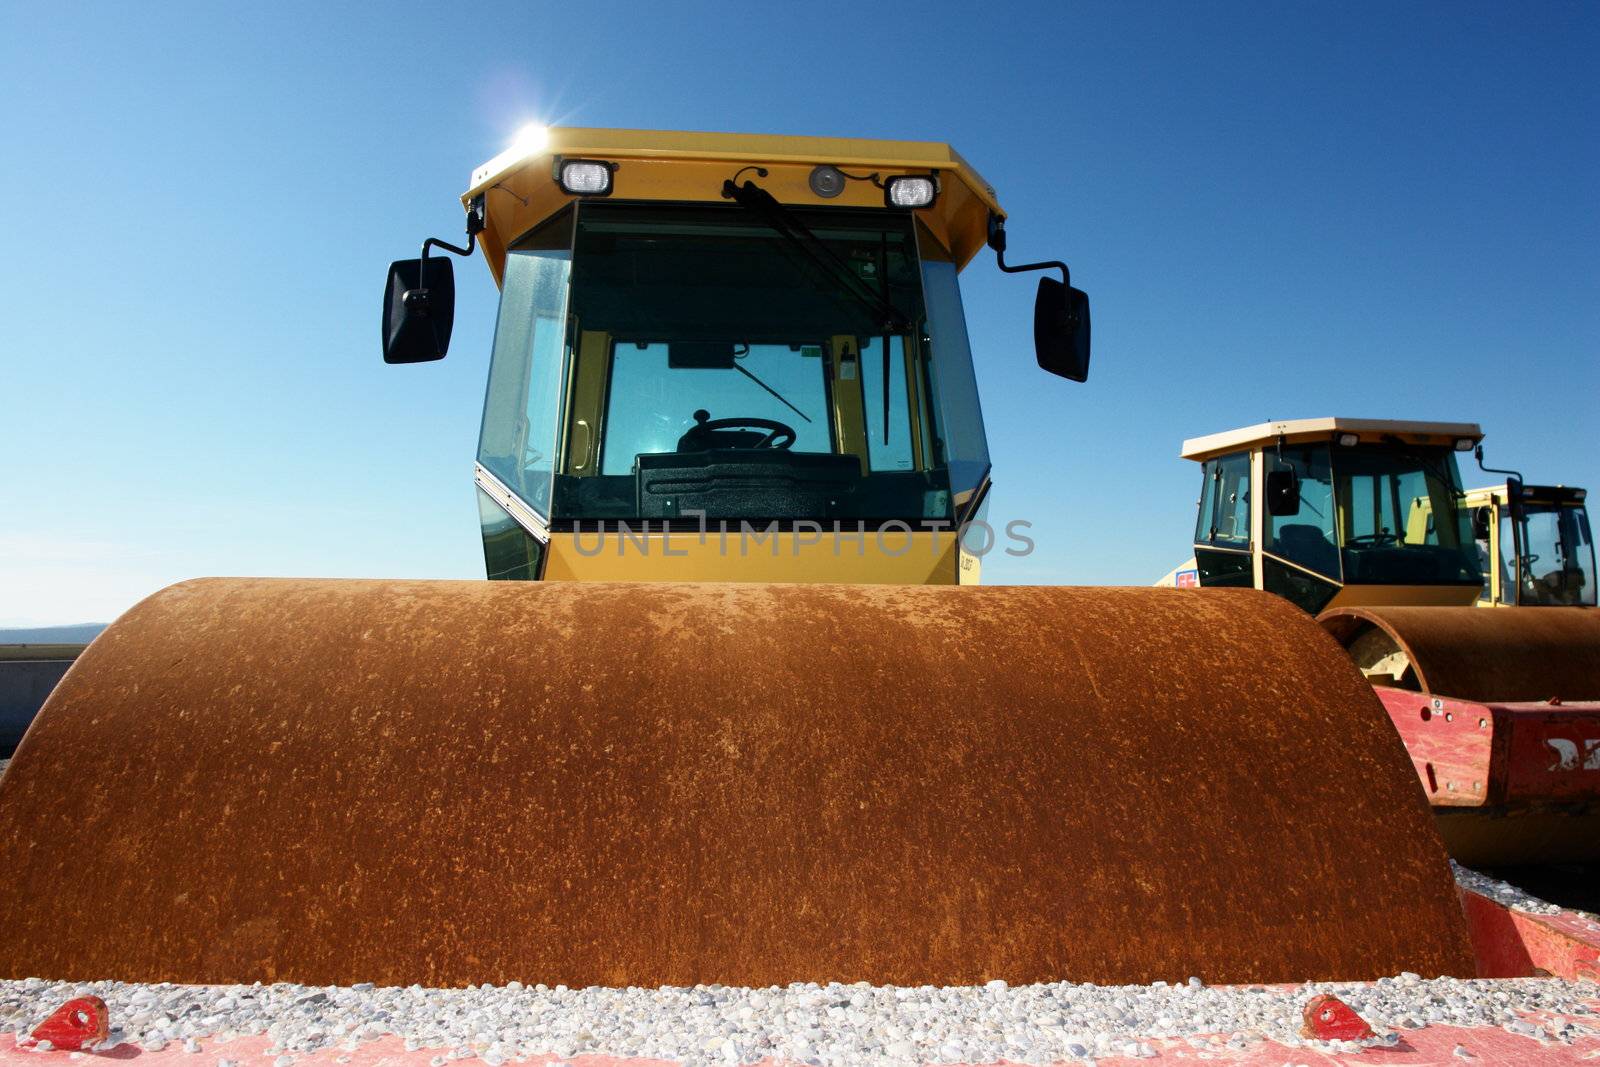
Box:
1320 606 1600 865
0 579 1472 987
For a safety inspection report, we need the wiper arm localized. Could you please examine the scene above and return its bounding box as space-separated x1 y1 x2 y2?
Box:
1380 437 1463 495
732 360 812 424
721 179 911 334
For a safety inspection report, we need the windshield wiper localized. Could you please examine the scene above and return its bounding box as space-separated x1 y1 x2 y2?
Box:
731 353 812 424
1379 437 1465 495
720 179 911 334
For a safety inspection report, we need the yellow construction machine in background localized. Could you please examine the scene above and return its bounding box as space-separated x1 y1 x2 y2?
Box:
1158 417 1490 612
1467 480 1594 608
1162 418 1600 868
1159 417 1594 611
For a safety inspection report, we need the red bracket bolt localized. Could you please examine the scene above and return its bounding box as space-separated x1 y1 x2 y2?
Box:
28 996 110 1051
1302 993 1376 1041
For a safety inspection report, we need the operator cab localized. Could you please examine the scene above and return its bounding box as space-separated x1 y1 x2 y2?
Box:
1469 482 1595 607
381 127 1091 584
1167 418 1485 614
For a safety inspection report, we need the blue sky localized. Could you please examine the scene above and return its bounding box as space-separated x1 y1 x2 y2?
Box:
1 2 1595 624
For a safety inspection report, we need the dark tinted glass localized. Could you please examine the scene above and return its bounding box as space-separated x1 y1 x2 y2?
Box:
478 489 545 581
1194 546 1253 587
1262 555 1339 613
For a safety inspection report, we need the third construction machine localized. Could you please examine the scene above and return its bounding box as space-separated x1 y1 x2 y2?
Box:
1162 417 1600 865
1467 478 1595 608
0 130 1478 989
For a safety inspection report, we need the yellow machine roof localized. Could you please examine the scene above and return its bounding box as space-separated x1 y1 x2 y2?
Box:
463 127 1004 282
1181 417 1484 461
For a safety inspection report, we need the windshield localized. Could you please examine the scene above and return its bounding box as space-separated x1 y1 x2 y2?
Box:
1514 504 1596 606
514 200 982 525
1331 445 1480 585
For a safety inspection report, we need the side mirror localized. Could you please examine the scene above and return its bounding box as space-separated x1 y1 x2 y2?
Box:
1265 468 1301 517
382 257 455 364
1034 276 1091 382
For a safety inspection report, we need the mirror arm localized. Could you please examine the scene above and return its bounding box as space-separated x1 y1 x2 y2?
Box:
988 215 1070 285
416 195 487 293
1474 445 1524 490
422 233 475 260
995 248 1070 286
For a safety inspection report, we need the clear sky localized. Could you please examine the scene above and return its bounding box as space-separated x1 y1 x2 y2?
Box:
2 2 1595 625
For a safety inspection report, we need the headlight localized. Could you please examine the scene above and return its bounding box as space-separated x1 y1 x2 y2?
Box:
556 159 615 196
885 175 938 208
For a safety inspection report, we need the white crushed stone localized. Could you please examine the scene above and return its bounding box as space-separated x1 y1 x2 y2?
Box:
1 973 1596 1066
1452 861 1599 921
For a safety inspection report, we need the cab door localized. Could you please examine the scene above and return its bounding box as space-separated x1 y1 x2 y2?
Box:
1193 452 1253 587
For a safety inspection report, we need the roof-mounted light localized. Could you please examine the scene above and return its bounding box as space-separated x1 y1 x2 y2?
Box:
1453 437 1476 451
1336 432 1360 447
556 159 615 196
885 175 938 209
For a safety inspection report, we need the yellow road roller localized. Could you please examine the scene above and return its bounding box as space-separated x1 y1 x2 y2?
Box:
0 129 1475 989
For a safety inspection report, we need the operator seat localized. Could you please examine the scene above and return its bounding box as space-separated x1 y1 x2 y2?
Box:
1274 523 1339 577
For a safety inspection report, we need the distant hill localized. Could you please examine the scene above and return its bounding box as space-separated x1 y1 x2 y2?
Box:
0 623 107 645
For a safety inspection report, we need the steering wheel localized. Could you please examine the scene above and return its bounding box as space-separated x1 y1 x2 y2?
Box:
678 409 797 451
1347 533 1398 547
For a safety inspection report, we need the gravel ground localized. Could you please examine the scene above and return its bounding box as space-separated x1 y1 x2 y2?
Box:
2 973 1596 1066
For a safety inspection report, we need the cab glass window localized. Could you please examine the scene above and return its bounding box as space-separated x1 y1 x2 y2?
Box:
862 335 915 473
1473 507 1494 602
919 257 990 509
477 488 545 581
601 344 830 475
1498 511 1518 603
477 213 574 520
1195 453 1250 548
546 201 957 525
1267 444 1338 579
1516 505 1597 606
1331 446 1480 586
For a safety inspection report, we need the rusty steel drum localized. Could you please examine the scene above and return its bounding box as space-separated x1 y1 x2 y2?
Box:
1319 606 1600 703
0 579 1472 987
